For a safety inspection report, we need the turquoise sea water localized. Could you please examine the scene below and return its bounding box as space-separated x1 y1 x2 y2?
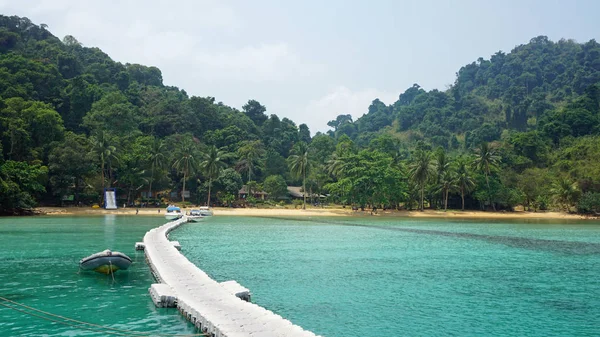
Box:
1 215 600 337
172 216 600 337
0 215 195 336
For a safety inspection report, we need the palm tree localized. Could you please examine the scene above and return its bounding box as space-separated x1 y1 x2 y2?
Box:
437 170 456 211
172 136 198 203
435 149 450 208
246 180 260 196
455 156 476 211
473 142 500 211
550 177 579 211
89 131 119 190
310 166 330 206
147 138 166 199
325 153 348 178
121 163 147 205
200 146 229 207
288 142 311 210
408 149 435 211
406 181 421 211
236 140 265 181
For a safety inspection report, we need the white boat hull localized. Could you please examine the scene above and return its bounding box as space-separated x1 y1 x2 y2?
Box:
198 208 213 216
165 213 182 221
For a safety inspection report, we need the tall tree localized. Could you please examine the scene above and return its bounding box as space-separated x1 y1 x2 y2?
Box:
236 140 265 181
242 99 267 126
0 160 48 214
455 156 476 210
550 177 579 211
435 148 450 207
287 141 311 209
408 149 435 211
82 92 139 136
473 142 500 211
147 138 166 199
298 123 311 143
48 132 94 202
437 170 456 211
172 136 198 203
325 153 348 178
200 145 229 207
89 130 118 190
263 175 288 200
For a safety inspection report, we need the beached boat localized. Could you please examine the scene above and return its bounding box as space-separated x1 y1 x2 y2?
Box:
165 205 182 221
79 249 132 274
188 209 205 222
197 206 213 217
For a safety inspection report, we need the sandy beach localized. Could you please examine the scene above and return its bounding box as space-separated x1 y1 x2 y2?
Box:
35 206 596 220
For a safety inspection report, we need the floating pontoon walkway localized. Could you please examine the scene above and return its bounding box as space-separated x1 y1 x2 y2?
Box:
143 216 321 337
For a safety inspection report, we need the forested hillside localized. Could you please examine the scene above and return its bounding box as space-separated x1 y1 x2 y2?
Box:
1 15 599 215
331 36 600 148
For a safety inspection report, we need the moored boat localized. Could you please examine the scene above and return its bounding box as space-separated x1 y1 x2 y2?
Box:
79 249 132 274
165 205 182 221
188 209 204 222
198 206 213 217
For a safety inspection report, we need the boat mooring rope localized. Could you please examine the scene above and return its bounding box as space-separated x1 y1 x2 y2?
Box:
0 296 206 337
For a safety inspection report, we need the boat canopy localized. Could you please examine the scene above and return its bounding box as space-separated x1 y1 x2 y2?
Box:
166 206 181 212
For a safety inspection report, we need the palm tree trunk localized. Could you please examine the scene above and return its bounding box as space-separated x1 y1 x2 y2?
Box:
100 158 105 206
75 178 80 204
485 173 496 211
444 188 449 211
461 186 465 211
148 163 155 199
207 178 212 207
101 159 105 189
107 160 112 188
182 172 187 203
302 168 306 210
420 185 424 211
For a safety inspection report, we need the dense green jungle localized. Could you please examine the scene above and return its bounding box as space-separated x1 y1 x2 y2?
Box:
1 15 600 215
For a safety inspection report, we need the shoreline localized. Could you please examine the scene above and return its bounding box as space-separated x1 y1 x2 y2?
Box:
35 206 597 220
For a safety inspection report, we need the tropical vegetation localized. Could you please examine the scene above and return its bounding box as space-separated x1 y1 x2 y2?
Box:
2 15 600 215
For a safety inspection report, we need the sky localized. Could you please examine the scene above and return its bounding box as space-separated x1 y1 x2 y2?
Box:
1 0 600 133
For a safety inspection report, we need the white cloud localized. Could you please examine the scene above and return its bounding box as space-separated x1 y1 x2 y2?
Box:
303 86 399 133
193 43 321 82
0 0 320 86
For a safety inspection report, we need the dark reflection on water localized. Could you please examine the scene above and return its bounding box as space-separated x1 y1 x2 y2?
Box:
263 217 600 255
360 224 600 255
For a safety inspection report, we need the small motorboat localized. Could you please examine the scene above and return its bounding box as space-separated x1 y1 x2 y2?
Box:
188 209 205 222
165 205 182 221
79 249 132 274
197 206 213 217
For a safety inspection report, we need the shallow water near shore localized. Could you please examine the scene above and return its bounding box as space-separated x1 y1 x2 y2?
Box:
1 215 600 336
173 216 600 337
0 215 195 336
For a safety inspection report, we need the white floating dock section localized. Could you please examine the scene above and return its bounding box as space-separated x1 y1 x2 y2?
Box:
143 216 321 337
170 241 181 251
137 241 180 251
220 280 251 302
150 283 177 308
